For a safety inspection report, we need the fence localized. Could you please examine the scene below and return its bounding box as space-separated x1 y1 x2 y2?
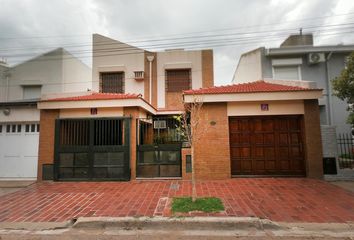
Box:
337 133 354 169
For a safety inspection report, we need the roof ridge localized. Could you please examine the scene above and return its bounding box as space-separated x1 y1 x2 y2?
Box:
184 80 321 95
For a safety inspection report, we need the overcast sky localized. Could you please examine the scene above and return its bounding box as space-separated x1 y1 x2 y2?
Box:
1 0 354 86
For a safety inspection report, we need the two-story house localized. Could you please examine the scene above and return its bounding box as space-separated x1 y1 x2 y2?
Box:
37 34 213 181
0 48 91 180
37 34 324 181
232 33 354 135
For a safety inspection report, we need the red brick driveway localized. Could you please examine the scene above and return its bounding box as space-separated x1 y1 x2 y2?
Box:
0 179 353 223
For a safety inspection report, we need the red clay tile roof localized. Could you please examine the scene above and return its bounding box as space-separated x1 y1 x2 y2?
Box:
184 80 320 95
43 92 140 102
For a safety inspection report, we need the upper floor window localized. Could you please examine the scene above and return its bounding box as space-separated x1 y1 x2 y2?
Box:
100 72 124 93
166 69 191 92
23 85 42 100
273 66 301 80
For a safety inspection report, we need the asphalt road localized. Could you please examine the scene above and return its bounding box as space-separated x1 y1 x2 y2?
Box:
0 228 353 240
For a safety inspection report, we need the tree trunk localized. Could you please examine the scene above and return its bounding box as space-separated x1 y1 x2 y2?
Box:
191 145 197 202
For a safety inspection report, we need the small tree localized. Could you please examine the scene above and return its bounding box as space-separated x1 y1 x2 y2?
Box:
175 96 204 202
332 52 354 126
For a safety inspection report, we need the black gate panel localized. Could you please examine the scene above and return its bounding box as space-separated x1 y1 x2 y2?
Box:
54 118 130 181
137 144 182 178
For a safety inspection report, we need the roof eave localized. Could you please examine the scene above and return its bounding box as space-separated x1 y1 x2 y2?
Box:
183 90 323 103
266 45 354 56
38 98 157 115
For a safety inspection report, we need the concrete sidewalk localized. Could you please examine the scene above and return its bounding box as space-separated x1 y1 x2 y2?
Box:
0 181 35 197
0 217 353 239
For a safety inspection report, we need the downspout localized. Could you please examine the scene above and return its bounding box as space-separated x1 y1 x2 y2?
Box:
147 55 155 104
6 72 9 102
325 52 333 125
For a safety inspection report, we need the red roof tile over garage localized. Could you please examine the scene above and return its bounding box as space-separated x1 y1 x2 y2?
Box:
43 92 140 102
184 80 320 95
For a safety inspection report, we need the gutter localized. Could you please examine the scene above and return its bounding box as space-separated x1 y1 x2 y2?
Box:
0 100 38 107
147 55 155 104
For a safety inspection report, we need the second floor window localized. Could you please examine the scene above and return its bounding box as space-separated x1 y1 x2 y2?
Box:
166 69 191 92
100 72 124 93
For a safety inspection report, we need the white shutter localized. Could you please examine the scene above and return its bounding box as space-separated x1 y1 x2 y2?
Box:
273 66 300 80
23 86 42 99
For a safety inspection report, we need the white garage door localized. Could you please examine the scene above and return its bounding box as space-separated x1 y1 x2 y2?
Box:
0 123 39 180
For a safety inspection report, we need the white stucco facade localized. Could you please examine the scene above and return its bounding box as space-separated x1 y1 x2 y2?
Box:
156 50 202 108
232 48 263 84
2 48 91 103
92 34 145 97
0 48 91 180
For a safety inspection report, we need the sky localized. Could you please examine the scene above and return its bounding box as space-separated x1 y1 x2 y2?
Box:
1 0 354 86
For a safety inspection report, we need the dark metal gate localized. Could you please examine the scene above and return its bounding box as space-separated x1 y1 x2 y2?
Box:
54 118 130 181
337 133 354 169
136 117 183 178
137 144 182 178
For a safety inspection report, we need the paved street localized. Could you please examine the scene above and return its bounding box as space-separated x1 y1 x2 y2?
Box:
0 228 353 240
0 178 353 223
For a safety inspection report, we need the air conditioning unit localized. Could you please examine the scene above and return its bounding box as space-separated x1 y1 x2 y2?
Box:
308 53 325 64
153 120 167 129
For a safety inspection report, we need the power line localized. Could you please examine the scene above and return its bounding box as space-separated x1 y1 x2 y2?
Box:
2 27 354 61
1 15 354 53
1 10 354 41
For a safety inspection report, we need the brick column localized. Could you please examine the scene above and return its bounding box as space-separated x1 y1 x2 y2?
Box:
181 147 192 180
37 109 59 181
202 50 214 88
123 107 139 180
303 99 324 179
194 102 231 180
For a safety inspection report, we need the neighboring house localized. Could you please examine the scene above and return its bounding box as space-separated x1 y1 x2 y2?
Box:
232 33 354 135
36 34 323 181
0 48 91 180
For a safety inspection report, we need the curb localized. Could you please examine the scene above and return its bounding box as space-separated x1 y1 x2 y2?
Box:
0 220 72 231
72 216 283 231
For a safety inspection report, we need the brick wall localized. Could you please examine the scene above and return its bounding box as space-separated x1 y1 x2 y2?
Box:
304 99 324 179
202 50 214 88
181 147 192 180
165 92 184 110
321 125 338 158
37 109 59 181
193 102 231 180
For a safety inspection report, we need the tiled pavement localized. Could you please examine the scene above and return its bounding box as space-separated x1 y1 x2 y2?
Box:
0 178 354 223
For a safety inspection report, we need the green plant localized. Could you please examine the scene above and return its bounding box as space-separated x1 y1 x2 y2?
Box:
332 51 354 125
171 197 224 213
339 153 354 159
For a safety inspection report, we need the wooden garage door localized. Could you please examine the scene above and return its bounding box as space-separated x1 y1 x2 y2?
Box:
229 115 305 176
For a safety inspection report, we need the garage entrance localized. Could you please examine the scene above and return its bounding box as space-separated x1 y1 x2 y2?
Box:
0 122 39 179
54 118 130 181
229 115 305 176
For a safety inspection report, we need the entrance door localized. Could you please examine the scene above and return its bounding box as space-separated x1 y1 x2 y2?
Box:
54 118 130 181
229 115 305 176
136 117 182 178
